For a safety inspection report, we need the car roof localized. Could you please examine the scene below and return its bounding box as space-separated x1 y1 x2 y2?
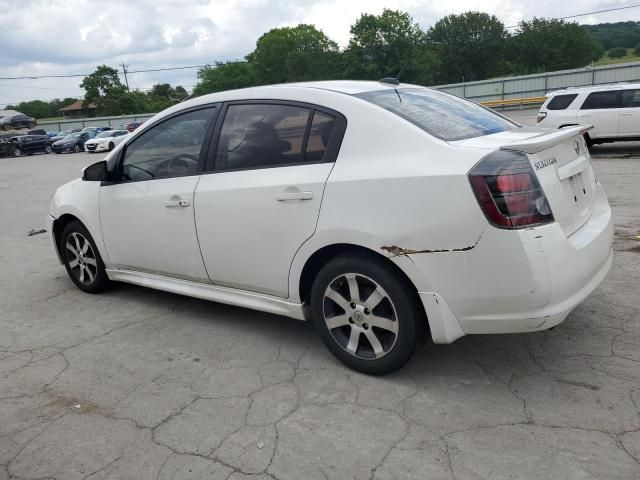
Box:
547 82 640 97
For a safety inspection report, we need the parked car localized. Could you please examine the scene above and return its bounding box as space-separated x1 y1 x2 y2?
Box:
47 131 59 138
27 129 48 136
13 134 52 156
0 110 36 130
50 129 82 143
51 132 91 154
84 130 129 153
125 122 142 132
81 126 111 136
537 83 640 146
0 134 18 157
48 80 613 374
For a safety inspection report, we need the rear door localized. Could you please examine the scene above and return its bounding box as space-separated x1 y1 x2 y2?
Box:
620 89 640 136
194 101 346 298
576 90 621 138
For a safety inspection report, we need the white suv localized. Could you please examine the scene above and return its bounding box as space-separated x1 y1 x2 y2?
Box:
536 83 640 146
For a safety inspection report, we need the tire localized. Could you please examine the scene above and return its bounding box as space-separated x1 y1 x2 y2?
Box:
45 144 52 154
60 221 111 293
13 147 21 157
73 144 80 153
310 252 424 375
108 142 114 151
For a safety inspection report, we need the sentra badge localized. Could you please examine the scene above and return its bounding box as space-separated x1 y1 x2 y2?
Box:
534 157 557 170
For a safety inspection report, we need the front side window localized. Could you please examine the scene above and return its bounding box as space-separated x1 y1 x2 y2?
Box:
622 89 640 108
355 88 516 141
121 108 213 181
216 104 312 170
547 94 578 110
581 91 620 110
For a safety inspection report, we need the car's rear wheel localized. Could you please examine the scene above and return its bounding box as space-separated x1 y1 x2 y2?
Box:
108 142 114 151
310 253 424 375
61 221 111 293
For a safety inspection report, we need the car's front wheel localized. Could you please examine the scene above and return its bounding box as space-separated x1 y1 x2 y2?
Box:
73 144 80 153
61 221 111 293
13 147 21 157
45 144 52 154
108 142 114 151
310 253 424 375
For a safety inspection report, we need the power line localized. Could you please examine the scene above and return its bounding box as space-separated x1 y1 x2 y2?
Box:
505 3 640 28
0 63 210 81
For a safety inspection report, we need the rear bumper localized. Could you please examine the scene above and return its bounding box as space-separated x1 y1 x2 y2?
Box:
411 183 613 341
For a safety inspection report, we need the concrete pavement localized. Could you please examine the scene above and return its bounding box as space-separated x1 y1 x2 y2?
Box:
0 142 639 479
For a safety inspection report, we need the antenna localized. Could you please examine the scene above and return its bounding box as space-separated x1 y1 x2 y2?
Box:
395 53 418 81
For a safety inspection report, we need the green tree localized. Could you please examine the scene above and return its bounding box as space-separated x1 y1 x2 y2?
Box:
344 9 437 84
608 47 627 59
428 12 507 83
246 24 340 84
193 61 256 96
509 19 601 73
80 65 127 115
635 42 640 56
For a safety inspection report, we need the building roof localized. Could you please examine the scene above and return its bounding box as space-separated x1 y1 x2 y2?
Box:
59 100 96 112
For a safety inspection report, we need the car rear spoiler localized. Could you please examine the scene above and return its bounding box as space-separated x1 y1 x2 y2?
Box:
500 125 593 154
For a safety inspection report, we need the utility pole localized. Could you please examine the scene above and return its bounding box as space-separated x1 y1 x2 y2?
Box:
121 63 130 91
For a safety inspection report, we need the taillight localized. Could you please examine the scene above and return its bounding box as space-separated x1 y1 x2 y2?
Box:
469 150 554 229
536 112 547 123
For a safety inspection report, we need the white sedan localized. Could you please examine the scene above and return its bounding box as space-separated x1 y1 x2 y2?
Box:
47 81 613 374
84 129 129 153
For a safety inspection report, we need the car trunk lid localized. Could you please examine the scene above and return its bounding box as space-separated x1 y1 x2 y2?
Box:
454 125 596 236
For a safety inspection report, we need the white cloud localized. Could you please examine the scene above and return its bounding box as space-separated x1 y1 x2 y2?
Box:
0 0 634 105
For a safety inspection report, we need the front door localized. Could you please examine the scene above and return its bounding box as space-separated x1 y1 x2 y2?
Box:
100 106 218 282
195 102 346 297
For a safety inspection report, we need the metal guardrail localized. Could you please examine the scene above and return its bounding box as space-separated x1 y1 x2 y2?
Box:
480 97 547 109
433 61 640 104
37 113 156 131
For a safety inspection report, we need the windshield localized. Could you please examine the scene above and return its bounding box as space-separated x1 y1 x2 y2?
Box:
96 131 113 138
355 87 517 141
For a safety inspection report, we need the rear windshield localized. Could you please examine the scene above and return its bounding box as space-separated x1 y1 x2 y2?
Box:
546 94 578 110
355 88 516 141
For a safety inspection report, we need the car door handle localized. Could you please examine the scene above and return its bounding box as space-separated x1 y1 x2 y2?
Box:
275 191 314 201
621 112 633 116
165 199 190 208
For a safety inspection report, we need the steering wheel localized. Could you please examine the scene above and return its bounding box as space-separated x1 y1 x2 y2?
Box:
167 153 198 175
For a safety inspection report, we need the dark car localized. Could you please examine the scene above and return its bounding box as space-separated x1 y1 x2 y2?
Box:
52 132 91 154
0 135 18 157
11 134 52 156
0 111 36 130
126 122 142 132
27 129 48 136
50 128 82 143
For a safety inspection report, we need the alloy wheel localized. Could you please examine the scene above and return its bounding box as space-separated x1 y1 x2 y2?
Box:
322 273 398 360
13 147 21 157
65 232 98 285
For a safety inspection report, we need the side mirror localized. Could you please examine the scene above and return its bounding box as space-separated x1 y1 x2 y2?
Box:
83 161 108 182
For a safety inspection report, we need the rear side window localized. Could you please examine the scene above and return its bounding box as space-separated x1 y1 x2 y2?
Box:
622 89 640 108
216 104 317 170
305 112 335 162
581 91 620 110
355 88 516 141
546 94 578 110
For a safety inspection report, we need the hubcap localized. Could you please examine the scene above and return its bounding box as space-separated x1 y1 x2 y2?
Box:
65 232 97 285
323 273 398 360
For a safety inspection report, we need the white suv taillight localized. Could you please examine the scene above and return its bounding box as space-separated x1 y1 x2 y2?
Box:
536 112 547 123
469 150 554 229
